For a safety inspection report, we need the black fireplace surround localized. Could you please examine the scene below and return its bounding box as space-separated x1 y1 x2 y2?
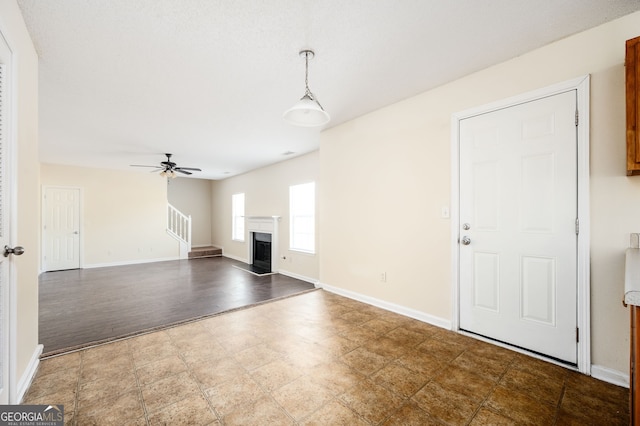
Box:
252 232 272 273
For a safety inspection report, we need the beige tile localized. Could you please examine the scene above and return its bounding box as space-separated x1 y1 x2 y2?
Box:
360 317 397 334
301 399 367 426
500 366 564 406
470 408 518 425
77 375 137 409
372 362 429 398
132 340 179 367
306 361 364 396
216 330 263 354
361 335 411 359
412 381 480 425
416 337 467 361
339 325 380 344
339 378 404 425
315 334 360 358
205 373 267 416
384 326 428 347
381 401 442 426
450 349 510 382
80 352 135 383
81 340 131 363
148 393 218 425
75 389 145 426
485 385 555 425
341 347 388 376
135 354 187 386
141 370 202 414
434 366 497 402
272 376 334 421
25 366 79 401
396 348 443 378
38 352 82 377
250 359 303 392
222 395 293 425
180 339 229 365
234 343 282 370
560 385 630 425
127 330 173 351
190 356 246 388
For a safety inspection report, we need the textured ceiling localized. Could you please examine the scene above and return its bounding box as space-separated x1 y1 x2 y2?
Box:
16 0 640 180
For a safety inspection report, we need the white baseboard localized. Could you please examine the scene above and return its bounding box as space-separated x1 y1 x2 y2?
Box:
319 282 451 330
83 256 179 269
222 254 248 263
277 269 319 286
591 364 629 388
16 344 43 404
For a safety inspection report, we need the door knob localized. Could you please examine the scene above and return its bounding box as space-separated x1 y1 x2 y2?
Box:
461 236 471 246
4 245 25 257
462 223 471 230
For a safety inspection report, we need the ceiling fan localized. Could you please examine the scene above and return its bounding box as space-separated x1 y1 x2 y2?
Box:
130 153 202 178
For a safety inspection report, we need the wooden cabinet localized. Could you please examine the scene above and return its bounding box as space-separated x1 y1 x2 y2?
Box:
627 35 640 175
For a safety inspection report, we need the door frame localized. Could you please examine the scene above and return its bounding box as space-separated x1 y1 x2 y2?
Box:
41 186 84 272
450 75 591 374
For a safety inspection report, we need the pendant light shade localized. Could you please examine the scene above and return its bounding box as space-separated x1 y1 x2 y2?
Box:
283 50 330 127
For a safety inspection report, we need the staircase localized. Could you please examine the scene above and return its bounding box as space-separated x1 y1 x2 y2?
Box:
167 203 223 260
188 246 223 259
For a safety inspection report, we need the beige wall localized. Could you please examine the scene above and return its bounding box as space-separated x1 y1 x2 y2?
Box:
167 177 213 247
41 164 179 267
1 0 40 401
211 151 319 281
320 12 640 374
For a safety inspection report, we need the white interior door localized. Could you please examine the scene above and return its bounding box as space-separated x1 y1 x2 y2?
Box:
0 32 12 405
459 90 578 364
44 187 81 271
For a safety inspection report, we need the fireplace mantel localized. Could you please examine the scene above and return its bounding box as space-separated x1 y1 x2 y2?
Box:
246 216 280 273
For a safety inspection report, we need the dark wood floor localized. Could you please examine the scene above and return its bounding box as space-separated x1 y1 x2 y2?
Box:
39 257 316 356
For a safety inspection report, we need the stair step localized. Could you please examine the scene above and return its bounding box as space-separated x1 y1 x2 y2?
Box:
188 246 223 259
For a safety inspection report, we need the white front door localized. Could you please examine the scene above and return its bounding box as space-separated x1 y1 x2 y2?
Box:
459 90 578 364
0 32 12 404
44 187 81 271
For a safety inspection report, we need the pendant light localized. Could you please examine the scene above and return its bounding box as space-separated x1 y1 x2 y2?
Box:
283 50 330 127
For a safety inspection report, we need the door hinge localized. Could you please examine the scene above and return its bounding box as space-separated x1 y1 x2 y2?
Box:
575 218 579 235
576 327 579 343
575 110 579 126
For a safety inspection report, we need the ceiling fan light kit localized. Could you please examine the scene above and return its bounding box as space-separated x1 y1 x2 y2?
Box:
283 49 330 127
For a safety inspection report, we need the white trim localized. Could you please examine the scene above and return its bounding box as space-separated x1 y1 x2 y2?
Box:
222 253 247 263
591 364 629 389
16 344 42 404
84 256 179 269
277 269 319 286
450 75 591 374
319 282 451 330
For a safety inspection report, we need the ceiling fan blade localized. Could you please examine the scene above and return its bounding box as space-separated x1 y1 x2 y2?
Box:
175 169 193 175
130 164 162 168
175 167 201 171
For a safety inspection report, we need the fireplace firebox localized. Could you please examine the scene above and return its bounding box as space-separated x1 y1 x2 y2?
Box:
252 232 272 273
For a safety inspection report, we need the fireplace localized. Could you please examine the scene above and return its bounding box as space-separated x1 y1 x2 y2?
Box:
245 216 280 275
252 232 272 273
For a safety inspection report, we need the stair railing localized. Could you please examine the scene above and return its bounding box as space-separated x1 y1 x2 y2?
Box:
167 203 191 259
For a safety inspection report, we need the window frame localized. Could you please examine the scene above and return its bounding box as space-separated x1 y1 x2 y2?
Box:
231 192 245 242
289 182 315 254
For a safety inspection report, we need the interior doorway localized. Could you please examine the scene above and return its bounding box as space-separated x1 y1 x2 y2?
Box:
43 186 81 271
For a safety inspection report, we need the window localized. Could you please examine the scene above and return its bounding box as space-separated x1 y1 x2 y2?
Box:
290 182 315 253
232 193 245 241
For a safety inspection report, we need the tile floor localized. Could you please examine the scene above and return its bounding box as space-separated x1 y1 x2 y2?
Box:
24 290 629 425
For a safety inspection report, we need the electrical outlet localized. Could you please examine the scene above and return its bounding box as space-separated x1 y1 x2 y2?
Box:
380 272 387 282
